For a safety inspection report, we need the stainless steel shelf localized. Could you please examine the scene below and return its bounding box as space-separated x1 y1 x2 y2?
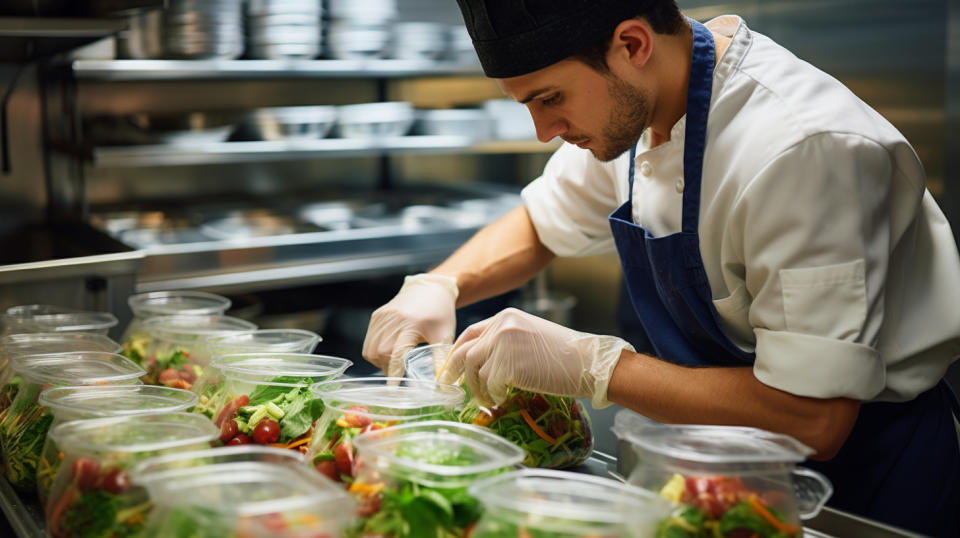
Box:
0 17 125 62
92 137 560 167
71 58 485 81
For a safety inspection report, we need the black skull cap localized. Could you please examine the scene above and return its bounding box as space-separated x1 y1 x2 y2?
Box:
456 0 652 78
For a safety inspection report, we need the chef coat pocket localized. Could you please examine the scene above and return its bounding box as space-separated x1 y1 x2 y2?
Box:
712 284 754 349
780 259 867 341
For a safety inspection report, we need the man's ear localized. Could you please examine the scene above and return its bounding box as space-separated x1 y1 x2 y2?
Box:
609 18 655 69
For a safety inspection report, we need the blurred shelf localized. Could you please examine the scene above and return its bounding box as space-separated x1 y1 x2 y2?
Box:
92 137 560 167
71 58 485 81
0 17 124 62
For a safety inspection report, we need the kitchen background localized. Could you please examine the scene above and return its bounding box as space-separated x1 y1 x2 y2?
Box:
0 0 958 455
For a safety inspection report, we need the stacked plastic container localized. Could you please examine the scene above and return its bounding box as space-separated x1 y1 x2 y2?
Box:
192 353 351 450
307 377 465 484
120 291 231 369
0 352 145 492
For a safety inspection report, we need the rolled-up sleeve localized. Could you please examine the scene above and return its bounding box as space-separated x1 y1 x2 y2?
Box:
521 143 624 257
734 133 906 399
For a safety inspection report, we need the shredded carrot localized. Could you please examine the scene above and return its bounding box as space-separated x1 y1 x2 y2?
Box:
519 409 556 444
473 412 495 428
747 495 799 536
434 346 455 380
286 437 311 450
268 443 287 448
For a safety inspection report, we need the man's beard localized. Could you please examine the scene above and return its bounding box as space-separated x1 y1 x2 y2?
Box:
593 75 651 162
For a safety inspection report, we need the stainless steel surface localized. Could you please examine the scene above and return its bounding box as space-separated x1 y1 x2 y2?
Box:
116 9 163 59
70 58 484 80
86 111 243 146
89 184 519 293
413 108 494 139
237 105 337 141
0 17 125 61
91 136 560 167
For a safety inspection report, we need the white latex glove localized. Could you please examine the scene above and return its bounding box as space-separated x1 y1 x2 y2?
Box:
362 273 459 377
437 307 634 409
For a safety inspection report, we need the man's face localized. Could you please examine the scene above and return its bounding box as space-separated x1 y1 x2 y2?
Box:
498 59 651 162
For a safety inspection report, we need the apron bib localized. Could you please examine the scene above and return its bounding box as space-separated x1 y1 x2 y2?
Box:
607 19 960 536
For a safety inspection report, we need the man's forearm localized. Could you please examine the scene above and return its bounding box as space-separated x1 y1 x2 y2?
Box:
431 205 556 308
607 350 861 459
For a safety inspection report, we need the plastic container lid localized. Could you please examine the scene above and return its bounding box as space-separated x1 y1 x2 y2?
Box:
206 329 322 355
403 343 448 381
1 332 122 358
620 424 815 465
11 351 145 384
2 304 76 332
39 385 198 421
353 420 524 488
212 353 352 383
141 460 352 517
5 310 118 334
143 315 257 346
469 469 672 532
130 445 306 483
311 377 465 419
128 291 231 319
47 412 218 454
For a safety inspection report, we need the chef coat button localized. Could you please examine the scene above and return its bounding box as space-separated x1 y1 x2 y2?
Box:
675 178 685 193
639 161 652 177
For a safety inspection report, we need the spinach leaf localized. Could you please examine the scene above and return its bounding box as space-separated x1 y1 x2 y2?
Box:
61 489 119 538
247 376 311 406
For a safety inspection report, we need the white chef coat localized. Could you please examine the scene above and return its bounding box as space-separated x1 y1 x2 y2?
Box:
522 15 960 403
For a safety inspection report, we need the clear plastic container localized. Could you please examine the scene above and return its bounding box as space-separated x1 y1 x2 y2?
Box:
468 469 673 537
193 353 352 451
0 352 145 492
1 304 117 335
0 332 122 415
205 329 321 357
121 291 231 368
36 385 198 503
616 422 834 538
406 344 594 469
307 377 465 483
44 412 219 538
129 445 308 482
347 420 525 536
140 314 257 389
136 459 354 538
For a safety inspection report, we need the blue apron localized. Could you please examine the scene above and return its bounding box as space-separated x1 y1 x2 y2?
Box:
608 19 960 536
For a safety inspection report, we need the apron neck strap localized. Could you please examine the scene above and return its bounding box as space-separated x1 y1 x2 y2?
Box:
680 19 716 233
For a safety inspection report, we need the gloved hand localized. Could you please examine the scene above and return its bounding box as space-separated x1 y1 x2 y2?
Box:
362 273 459 377
437 307 634 409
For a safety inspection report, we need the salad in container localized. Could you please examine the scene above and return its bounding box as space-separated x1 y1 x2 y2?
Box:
467 469 672 537
1 305 117 336
192 353 352 451
205 329 321 357
121 291 231 368
44 412 219 538
406 344 594 469
139 314 256 389
307 377 466 484
348 420 525 537
615 419 834 538
0 332 122 415
36 384 198 503
134 456 354 537
0 352 145 492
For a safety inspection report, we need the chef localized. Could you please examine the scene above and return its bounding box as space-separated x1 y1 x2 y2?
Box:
362 1 960 534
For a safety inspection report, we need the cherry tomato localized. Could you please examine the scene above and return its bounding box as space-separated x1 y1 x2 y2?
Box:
71 458 100 491
219 419 239 443
333 439 354 477
342 406 371 428
100 468 131 494
227 433 252 446
314 460 339 482
359 423 383 434
158 368 180 386
356 494 381 517
253 419 281 444
215 395 250 427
